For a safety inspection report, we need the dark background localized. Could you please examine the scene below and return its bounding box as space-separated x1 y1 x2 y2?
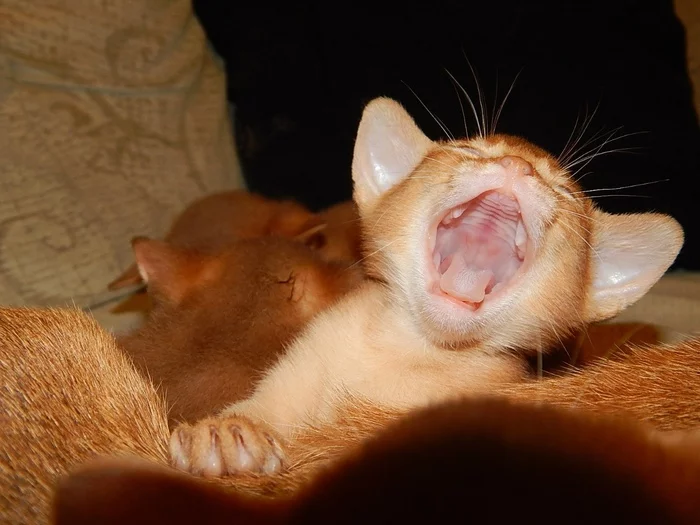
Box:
193 0 700 270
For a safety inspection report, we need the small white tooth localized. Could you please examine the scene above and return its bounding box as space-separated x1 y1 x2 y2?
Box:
452 205 466 219
515 220 526 248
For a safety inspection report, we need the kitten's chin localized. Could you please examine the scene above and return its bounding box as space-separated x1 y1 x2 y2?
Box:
426 189 535 315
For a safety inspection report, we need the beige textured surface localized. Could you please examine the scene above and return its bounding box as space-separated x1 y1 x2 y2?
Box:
0 0 244 309
614 272 700 338
677 0 700 113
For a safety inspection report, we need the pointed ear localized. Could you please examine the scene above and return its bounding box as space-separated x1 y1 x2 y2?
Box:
267 201 319 239
294 219 328 250
585 211 684 321
351 97 433 212
131 237 211 304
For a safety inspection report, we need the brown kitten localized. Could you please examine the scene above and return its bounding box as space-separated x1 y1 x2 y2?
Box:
117 233 364 427
169 97 682 478
54 397 700 524
108 190 361 291
0 307 169 525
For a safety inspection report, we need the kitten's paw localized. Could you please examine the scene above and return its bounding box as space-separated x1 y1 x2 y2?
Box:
169 416 285 477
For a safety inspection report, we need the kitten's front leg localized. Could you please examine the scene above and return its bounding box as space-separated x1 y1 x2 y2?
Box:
169 402 285 477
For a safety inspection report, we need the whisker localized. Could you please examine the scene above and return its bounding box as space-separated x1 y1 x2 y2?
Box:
558 220 602 264
557 209 596 230
563 125 617 170
558 111 584 165
492 68 522 135
559 102 601 166
567 131 648 182
564 126 622 172
444 69 482 137
561 119 611 167
568 179 669 195
571 147 642 182
403 82 455 141
547 319 570 360
447 68 469 138
461 51 488 136
583 194 652 200
490 71 499 136
346 239 399 270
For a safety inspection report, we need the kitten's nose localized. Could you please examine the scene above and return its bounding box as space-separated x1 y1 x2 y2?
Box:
498 155 534 178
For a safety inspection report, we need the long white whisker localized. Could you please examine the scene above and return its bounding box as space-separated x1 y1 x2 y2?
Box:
559 111 583 165
563 125 617 169
346 239 399 270
559 220 602 264
547 318 570 359
568 179 668 195
557 209 596 230
444 69 482 137
492 68 522 135
570 148 641 178
583 194 653 200
450 74 470 138
465 54 488 136
403 82 455 141
566 129 648 169
559 102 601 166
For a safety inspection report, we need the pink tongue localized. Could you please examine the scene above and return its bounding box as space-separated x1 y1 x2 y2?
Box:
439 255 494 303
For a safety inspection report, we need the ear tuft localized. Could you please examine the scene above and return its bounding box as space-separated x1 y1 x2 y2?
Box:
586 211 684 321
351 97 433 212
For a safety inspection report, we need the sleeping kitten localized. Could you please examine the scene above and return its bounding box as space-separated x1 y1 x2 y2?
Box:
108 190 361 292
117 231 364 426
169 97 683 477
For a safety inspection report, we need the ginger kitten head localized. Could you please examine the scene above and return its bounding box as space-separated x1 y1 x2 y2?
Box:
352 97 683 351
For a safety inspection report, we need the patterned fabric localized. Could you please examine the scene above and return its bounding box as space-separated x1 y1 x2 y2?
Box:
0 0 244 309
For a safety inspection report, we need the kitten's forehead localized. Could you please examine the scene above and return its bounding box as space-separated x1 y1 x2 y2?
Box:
437 134 576 188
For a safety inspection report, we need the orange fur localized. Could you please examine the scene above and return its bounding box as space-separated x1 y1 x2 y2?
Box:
169 97 684 479
2 98 691 521
55 397 700 524
0 307 169 525
3 315 700 523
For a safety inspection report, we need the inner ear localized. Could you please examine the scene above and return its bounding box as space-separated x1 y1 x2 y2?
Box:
351 97 433 213
585 211 683 322
294 222 328 250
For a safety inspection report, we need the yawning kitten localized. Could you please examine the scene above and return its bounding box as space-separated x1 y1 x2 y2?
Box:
168 97 682 478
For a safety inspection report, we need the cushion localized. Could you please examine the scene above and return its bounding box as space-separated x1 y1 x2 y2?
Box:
0 0 244 311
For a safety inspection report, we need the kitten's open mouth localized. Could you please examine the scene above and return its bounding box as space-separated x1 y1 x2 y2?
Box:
431 190 529 309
